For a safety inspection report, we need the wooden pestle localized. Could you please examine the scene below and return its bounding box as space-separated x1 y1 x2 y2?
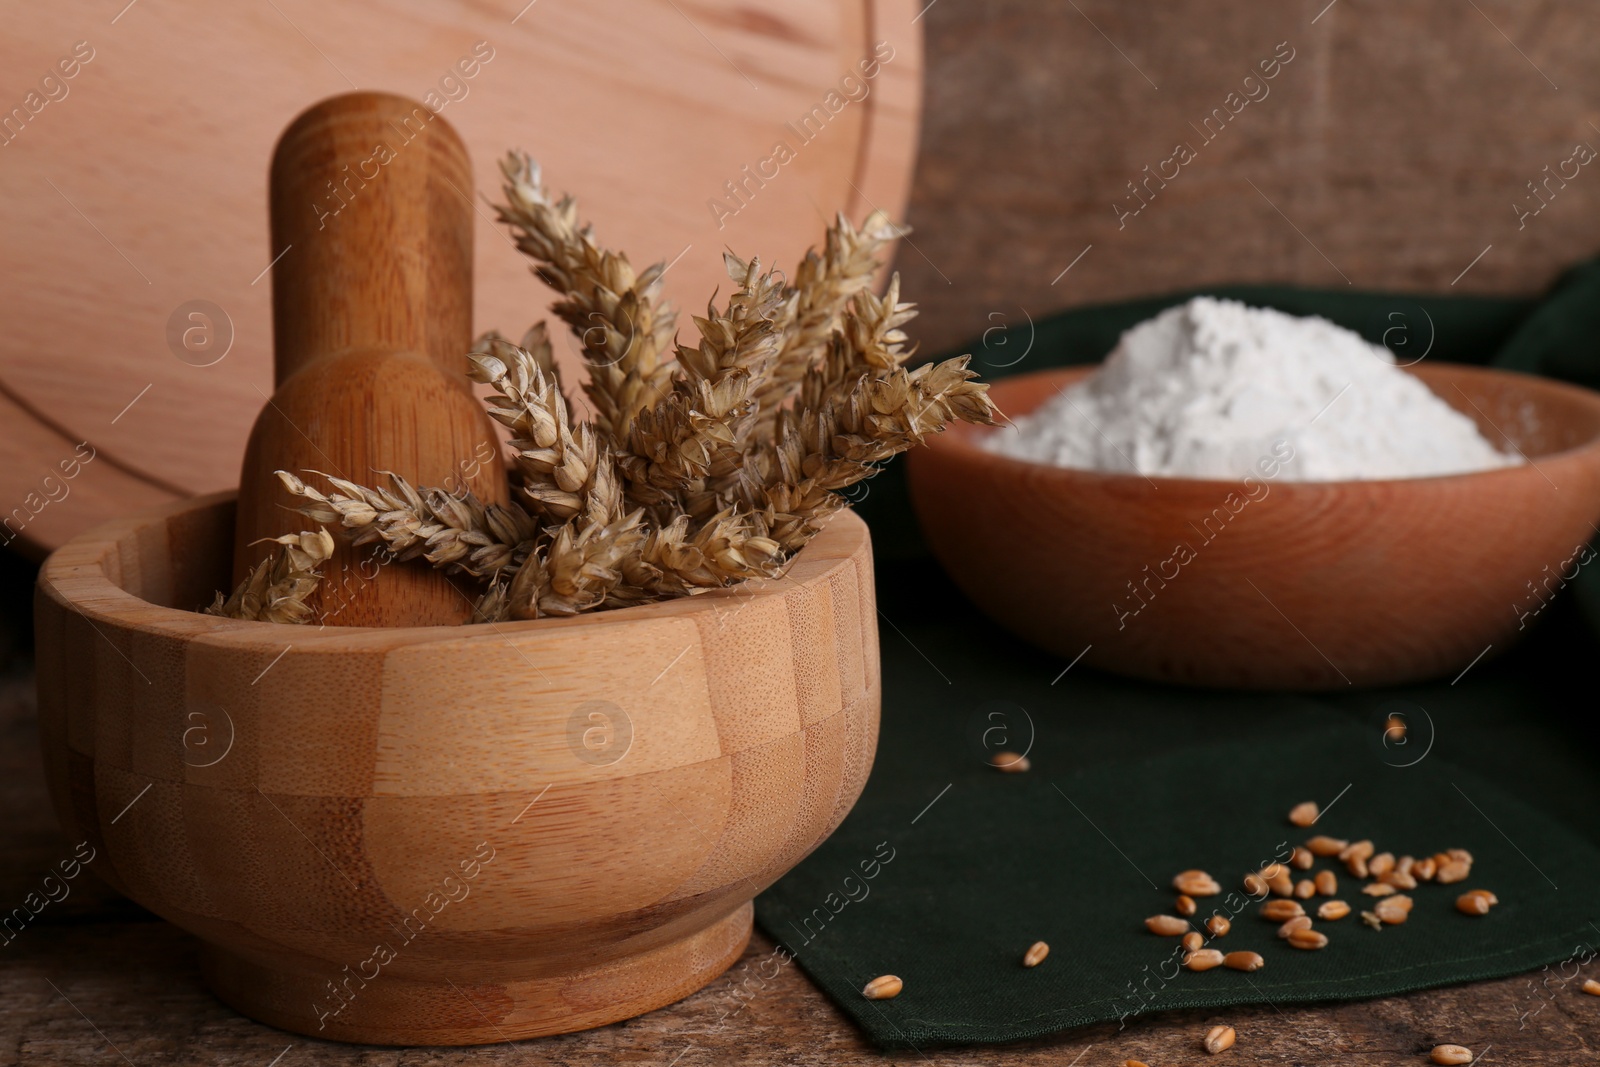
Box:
233 92 508 627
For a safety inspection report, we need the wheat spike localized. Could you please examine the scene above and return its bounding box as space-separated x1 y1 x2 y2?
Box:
505 510 646 618
468 328 623 529
495 152 677 440
753 288 998 552
205 528 335 624
752 211 909 428
277 471 536 580
618 508 785 601
621 253 787 516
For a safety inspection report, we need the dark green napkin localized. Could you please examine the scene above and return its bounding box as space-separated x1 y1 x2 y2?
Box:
752 264 1600 1049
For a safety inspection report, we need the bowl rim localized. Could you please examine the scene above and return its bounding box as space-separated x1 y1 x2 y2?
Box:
37 490 870 647
927 360 1600 493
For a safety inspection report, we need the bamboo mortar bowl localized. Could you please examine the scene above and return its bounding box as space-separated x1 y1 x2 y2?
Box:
34 493 879 1044
908 362 1600 689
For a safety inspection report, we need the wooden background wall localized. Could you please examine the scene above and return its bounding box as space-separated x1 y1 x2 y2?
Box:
5 0 1600 560
899 0 1600 355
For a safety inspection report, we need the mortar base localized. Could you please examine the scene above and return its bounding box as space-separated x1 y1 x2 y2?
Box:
199 904 753 1045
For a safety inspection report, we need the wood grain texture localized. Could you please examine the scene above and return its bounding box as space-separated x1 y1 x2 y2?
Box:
907 363 1600 689
898 0 1600 356
0 0 922 558
0 859 1591 1063
32 496 880 1043
232 92 509 626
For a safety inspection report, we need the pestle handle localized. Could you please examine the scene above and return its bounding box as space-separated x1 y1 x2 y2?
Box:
269 91 475 384
232 92 507 627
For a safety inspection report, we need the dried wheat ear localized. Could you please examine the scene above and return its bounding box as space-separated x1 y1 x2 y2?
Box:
210 152 998 624
206 529 335 624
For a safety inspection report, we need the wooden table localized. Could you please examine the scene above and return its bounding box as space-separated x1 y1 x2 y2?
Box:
1 669 1589 1065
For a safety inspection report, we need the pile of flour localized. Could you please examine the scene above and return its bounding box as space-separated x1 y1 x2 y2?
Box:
984 297 1519 480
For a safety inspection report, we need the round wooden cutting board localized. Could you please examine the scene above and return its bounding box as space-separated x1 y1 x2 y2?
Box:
0 0 920 559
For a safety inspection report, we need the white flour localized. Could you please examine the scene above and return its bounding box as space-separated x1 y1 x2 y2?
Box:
984 297 1519 480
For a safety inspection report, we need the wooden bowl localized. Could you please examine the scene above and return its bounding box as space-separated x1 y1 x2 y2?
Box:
907 363 1600 689
34 493 879 1044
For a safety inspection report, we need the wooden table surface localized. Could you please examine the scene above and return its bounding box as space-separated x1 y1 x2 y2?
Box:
1 667 1591 1066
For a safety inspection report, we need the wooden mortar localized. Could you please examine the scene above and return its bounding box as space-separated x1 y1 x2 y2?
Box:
35 494 879 1043
34 89 885 1044
233 91 507 627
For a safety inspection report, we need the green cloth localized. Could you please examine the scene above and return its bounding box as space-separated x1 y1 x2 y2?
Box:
752 267 1600 1049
